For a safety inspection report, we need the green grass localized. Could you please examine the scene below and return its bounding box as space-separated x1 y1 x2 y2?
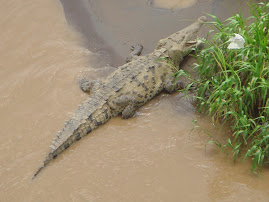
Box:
177 1 269 172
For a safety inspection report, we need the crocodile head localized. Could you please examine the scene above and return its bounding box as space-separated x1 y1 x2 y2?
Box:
155 16 207 67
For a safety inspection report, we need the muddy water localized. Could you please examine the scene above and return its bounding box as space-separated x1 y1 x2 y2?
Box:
1 0 269 201
67 0 250 63
152 0 198 10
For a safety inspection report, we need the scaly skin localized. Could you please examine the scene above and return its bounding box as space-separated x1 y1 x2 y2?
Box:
33 16 207 179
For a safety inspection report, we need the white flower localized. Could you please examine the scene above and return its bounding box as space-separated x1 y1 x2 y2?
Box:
227 34 245 49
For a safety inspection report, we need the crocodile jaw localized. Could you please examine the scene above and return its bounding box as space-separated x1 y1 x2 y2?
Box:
155 16 207 60
181 39 204 56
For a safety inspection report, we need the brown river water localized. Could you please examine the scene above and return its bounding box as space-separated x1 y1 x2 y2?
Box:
1 0 269 201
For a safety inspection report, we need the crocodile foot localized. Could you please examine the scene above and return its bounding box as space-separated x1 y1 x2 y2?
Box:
78 78 101 94
126 44 143 63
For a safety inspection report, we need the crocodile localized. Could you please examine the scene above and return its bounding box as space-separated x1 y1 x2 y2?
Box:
33 16 207 179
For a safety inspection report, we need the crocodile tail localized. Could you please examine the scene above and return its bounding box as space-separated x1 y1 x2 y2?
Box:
33 99 111 179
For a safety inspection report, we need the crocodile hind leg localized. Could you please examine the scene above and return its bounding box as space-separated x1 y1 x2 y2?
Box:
78 79 102 94
126 44 143 63
79 44 143 94
113 95 138 119
163 74 185 93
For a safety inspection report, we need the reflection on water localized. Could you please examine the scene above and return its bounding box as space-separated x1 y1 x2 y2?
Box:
1 0 269 201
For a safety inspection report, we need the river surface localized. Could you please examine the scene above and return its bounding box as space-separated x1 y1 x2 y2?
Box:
1 0 269 201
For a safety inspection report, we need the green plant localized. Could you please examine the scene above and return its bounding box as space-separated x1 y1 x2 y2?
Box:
176 1 269 172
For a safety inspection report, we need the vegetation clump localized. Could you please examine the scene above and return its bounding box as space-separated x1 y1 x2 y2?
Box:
179 2 269 171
